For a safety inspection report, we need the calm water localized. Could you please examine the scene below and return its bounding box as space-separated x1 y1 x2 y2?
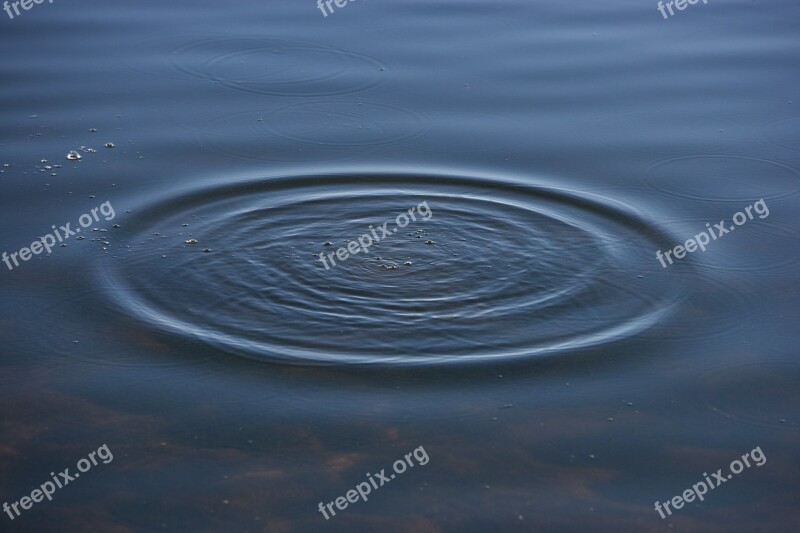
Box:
1 0 798 531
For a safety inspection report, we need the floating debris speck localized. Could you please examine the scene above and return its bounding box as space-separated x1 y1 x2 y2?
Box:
105 142 115 148
185 239 198 244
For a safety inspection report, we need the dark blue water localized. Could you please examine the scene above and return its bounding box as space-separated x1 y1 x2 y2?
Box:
1 0 798 531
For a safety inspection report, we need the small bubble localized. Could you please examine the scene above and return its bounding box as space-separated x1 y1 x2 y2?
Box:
66 151 81 161
105 142 115 148
89 128 97 132
425 240 435 245
185 239 198 245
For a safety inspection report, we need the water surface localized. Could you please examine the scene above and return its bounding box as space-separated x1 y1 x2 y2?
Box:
1 0 798 531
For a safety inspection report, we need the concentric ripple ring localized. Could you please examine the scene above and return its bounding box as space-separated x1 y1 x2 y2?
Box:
98 171 684 366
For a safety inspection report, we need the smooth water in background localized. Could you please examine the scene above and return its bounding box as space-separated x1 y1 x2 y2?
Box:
1 0 798 531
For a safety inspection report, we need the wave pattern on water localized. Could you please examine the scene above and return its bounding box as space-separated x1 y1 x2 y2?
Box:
125 35 388 97
98 171 684 366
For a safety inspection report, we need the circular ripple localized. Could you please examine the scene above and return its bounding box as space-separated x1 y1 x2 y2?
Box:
410 112 531 157
124 35 387 96
757 116 800 154
98 172 684 366
179 107 357 164
586 110 747 156
648 214 800 276
701 361 800 431
179 100 427 163
646 154 800 203
263 99 427 147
